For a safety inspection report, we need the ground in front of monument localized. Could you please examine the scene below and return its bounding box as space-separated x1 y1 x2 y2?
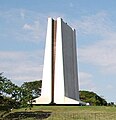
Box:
1 106 116 120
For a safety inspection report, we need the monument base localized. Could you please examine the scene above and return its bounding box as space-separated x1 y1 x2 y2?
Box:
32 96 86 105
32 96 51 104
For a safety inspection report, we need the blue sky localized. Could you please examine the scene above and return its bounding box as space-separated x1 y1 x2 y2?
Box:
0 0 116 103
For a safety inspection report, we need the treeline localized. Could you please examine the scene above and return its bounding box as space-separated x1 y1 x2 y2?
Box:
0 73 42 110
0 73 114 110
79 91 107 106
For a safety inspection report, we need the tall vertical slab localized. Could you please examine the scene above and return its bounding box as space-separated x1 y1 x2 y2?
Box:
54 18 65 103
34 18 53 104
54 18 79 104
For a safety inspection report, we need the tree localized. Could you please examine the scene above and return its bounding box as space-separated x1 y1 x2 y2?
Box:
0 73 21 109
79 90 107 106
0 73 13 96
0 73 42 108
0 73 21 100
0 73 6 94
20 80 42 107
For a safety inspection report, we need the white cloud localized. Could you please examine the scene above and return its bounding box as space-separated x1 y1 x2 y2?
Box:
23 24 33 30
0 51 44 86
0 8 47 43
79 33 116 74
73 11 116 74
22 21 44 40
32 21 41 39
20 9 25 19
107 84 114 90
79 72 96 91
73 11 111 36
0 8 68 43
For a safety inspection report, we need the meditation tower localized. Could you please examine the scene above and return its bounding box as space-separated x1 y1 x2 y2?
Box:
34 17 80 104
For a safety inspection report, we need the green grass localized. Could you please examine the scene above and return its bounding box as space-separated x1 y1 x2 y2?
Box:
1 106 116 120
14 106 116 113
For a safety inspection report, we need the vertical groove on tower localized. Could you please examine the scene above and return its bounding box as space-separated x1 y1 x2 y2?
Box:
51 19 57 103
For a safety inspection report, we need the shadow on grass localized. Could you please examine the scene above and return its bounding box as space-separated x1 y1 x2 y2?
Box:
3 111 52 120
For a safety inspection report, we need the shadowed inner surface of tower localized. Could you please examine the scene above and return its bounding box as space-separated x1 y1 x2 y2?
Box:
51 19 57 104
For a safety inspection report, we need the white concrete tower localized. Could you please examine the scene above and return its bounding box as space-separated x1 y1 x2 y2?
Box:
34 17 80 104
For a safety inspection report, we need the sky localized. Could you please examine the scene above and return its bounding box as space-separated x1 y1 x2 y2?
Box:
0 0 116 103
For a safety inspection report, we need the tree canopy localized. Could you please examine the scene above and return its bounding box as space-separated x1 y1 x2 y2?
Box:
79 90 107 106
0 73 42 109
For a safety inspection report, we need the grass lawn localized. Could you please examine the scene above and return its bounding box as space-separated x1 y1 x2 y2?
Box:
1 106 116 120
14 105 116 113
